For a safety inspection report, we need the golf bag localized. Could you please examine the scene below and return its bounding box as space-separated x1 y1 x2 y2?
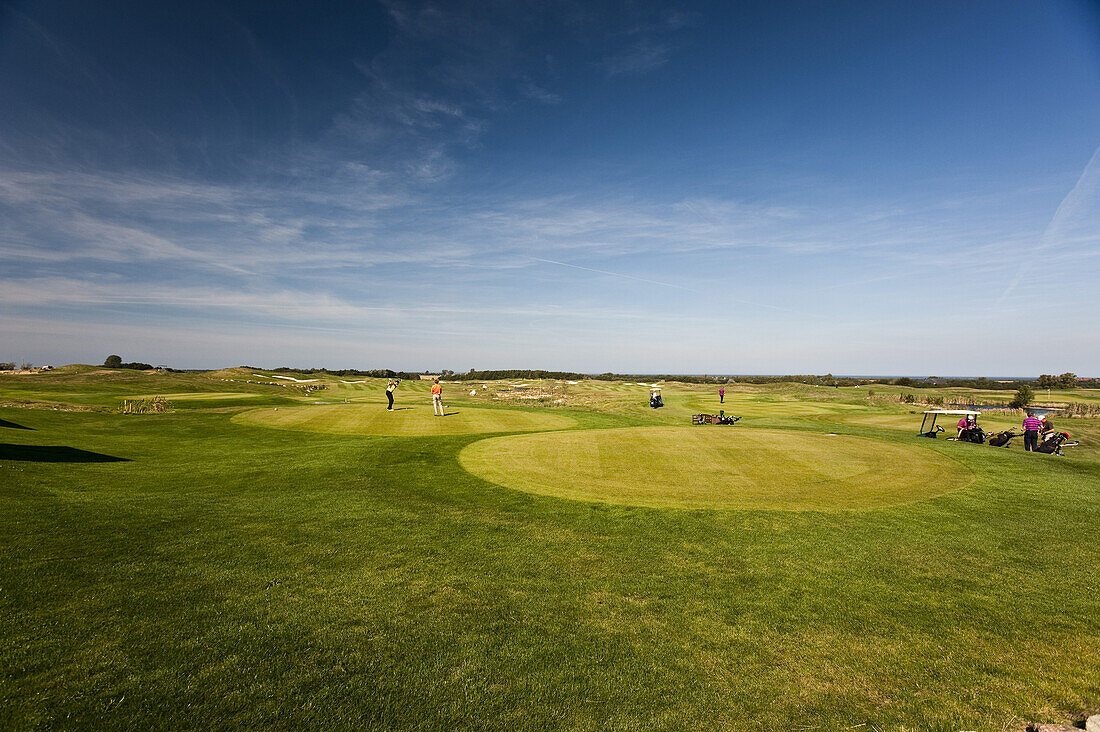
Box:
957 426 986 444
1036 431 1078 455
987 430 1018 448
691 413 740 425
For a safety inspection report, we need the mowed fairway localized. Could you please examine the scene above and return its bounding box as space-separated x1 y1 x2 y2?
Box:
460 427 972 510
234 402 576 436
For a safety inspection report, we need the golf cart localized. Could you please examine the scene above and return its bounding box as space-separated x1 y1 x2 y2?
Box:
649 386 663 409
918 409 982 440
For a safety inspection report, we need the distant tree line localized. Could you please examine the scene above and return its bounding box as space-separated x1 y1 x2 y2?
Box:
1036 373 1078 389
94 359 1090 390
246 366 421 380
454 371 1088 390
103 355 155 370
459 369 598 381
877 375 1081 390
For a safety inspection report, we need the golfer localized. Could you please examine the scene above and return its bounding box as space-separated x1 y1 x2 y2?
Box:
386 379 399 411
431 378 444 416
1022 411 1043 452
1040 414 1055 437
718 387 725 404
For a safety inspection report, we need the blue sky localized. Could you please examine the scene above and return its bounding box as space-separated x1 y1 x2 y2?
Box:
1 0 1098 374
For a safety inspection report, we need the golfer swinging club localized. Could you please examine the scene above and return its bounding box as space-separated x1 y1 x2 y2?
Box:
386 378 399 411
431 377 445 416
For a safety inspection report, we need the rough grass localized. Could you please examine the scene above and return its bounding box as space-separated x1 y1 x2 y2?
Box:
460 426 972 510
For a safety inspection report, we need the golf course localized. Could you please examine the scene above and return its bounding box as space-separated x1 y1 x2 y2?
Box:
2 366 1099 730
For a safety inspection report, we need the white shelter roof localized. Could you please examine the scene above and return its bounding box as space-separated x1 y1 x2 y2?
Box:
922 409 981 416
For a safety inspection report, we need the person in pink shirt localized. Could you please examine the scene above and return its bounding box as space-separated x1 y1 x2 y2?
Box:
718 387 725 404
1022 411 1043 452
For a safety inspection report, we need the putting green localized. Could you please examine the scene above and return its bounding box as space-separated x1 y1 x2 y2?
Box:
459 427 972 510
233 404 576 436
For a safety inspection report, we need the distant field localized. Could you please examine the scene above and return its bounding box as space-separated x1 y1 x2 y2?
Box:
2 367 1099 730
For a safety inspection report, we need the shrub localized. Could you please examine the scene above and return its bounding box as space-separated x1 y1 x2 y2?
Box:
120 396 171 414
1008 384 1033 409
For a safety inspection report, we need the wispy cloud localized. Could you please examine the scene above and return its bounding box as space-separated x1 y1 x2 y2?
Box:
531 256 690 290
599 6 694 77
602 39 672 76
518 79 563 104
3 164 1063 294
0 276 688 331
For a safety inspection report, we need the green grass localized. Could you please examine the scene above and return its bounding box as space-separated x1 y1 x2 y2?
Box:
122 391 264 400
459 427 972 510
2 370 1100 730
234 403 577 436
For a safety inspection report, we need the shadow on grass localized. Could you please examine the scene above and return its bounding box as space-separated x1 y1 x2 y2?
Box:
0 418 34 430
0 444 130 463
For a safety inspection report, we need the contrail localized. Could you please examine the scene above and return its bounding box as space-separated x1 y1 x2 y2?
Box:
997 142 1100 306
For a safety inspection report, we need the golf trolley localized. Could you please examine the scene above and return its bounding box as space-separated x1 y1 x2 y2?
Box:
1036 431 1079 455
987 430 1020 448
692 412 741 426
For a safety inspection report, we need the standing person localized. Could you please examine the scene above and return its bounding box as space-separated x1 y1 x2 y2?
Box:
385 379 399 411
718 387 725 404
1040 414 1055 437
431 378 444 416
1022 410 1043 452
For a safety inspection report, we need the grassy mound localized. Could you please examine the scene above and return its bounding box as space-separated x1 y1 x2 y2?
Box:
233 403 576 436
460 426 972 510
